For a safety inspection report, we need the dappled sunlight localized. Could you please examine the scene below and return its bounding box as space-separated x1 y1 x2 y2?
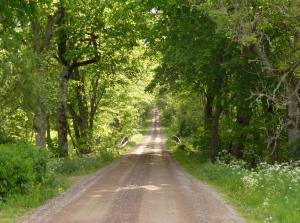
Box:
128 145 163 156
155 136 162 143
116 184 161 192
92 184 167 195
132 146 146 155
152 148 161 153
88 194 103 198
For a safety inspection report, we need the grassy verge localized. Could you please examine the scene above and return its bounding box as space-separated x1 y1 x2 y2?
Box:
165 130 300 223
0 117 152 223
0 175 69 223
0 153 114 223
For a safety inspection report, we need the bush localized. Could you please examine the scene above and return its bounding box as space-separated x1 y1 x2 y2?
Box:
55 149 116 175
0 131 15 144
0 143 50 199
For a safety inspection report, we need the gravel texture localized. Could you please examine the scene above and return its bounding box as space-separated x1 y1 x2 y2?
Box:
20 110 246 223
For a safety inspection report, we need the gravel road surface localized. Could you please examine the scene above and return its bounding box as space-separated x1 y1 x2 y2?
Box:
21 110 246 223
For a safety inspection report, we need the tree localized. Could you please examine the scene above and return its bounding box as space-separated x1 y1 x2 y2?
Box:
0 0 58 147
206 0 300 156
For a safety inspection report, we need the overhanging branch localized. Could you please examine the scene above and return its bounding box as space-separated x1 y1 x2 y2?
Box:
71 33 100 69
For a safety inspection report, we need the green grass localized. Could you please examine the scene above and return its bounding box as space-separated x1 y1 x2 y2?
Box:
0 174 69 223
56 152 116 176
169 145 300 223
0 153 112 223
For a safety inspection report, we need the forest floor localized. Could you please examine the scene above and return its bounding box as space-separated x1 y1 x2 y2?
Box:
20 110 245 223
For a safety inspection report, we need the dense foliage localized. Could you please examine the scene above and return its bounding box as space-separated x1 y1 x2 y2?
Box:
0 144 49 199
147 0 300 164
0 0 154 156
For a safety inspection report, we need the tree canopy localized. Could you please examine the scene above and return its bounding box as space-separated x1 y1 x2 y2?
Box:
1 0 300 162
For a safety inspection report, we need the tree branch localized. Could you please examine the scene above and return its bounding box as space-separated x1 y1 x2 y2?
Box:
285 59 300 76
30 18 41 52
57 4 68 66
67 103 80 124
251 43 278 77
42 12 58 51
71 33 100 69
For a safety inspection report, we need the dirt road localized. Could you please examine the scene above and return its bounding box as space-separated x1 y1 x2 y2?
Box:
21 110 245 223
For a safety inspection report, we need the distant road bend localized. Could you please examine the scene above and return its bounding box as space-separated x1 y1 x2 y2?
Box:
21 109 246 223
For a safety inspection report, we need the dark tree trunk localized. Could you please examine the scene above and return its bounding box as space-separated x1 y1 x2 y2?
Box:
89 78 106 130
204 94 214 135
207 48 225 162
261 97 278 162
73 118 81 142
68 103 81 141
67 73 98 154
89 78 99 130
209 102 222 162
75 80 90 153
46 114 51 141
231 105 252 159
57 67 69 156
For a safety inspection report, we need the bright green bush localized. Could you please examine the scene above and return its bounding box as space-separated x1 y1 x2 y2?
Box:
0 143 50 199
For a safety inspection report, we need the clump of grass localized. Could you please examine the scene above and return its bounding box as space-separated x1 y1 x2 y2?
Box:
0 173 69 223
54 149 117 176
172 147 300 223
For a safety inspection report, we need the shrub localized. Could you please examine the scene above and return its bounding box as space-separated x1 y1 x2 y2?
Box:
55 149 115 175
0 143 50 199
0 131 15 144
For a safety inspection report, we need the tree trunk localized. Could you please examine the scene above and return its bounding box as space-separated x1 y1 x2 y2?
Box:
89 78 100 130
261 97 278 162
76 84 90 153
286 81 300 153
33 105 47 148
252 43 300 156
68 103 81 142
209 102 222 162
57 67 69 156
231 105 251 159
204 94 214 135
46 114 51 141
30 11 56 148
76 82 88 135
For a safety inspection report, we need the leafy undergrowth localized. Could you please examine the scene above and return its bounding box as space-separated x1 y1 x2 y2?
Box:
0 150 114 223
0 118 151 223
55 151 116 176
0 174 69 223
172 147 300 223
